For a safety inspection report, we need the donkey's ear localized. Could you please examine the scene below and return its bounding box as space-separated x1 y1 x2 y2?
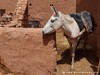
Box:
50 4 59 16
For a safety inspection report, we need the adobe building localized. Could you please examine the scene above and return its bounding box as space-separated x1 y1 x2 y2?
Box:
0 0 76 27
0 0 99 65
0 0 100 75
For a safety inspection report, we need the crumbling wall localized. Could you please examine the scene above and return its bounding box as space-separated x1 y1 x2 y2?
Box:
3 0 28 28
0 28 57 75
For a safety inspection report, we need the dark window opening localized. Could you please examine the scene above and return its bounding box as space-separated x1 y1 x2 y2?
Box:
27 20 41 28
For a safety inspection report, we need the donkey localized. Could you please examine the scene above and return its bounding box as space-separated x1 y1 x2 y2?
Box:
42 4 95 70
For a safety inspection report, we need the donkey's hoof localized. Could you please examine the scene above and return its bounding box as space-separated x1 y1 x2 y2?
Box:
70 66 74 71
70 68 74 71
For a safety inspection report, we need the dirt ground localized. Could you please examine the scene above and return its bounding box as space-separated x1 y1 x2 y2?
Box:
56 30 98 75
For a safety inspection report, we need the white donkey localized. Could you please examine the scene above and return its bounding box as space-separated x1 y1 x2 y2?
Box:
42 4 95 70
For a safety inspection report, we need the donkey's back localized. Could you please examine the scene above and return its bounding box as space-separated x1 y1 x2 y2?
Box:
69 11 96 32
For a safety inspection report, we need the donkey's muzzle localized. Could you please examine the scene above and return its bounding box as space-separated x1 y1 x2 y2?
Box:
42 30 46 35
42 31 45 35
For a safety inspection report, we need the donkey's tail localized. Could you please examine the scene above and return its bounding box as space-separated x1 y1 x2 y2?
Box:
80 11 97 32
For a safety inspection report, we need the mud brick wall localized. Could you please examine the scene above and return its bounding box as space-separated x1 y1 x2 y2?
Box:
76 0 97 49
0 0 18 13
28 0 76 27
97 0 100 57
0 28 56 75
0 0 76 27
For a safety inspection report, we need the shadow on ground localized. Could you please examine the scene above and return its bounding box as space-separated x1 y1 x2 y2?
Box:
57 48 99 75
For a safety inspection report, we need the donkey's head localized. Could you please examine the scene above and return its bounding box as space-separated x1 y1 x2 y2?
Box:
42 4 63 35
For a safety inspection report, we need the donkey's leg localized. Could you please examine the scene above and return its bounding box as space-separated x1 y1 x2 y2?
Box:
70 42 77 70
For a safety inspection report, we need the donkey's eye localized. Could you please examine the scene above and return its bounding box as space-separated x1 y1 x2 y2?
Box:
51 20 55 23
50 19 57 23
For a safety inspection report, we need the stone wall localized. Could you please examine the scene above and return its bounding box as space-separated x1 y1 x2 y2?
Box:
0 28 56 75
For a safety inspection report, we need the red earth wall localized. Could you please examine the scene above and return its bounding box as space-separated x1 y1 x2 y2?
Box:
28 0 76 27
76 0 97 51
0 0 99 72
97 0 100 57
0 0 76 27
0 28 56 75
0 0 18 13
